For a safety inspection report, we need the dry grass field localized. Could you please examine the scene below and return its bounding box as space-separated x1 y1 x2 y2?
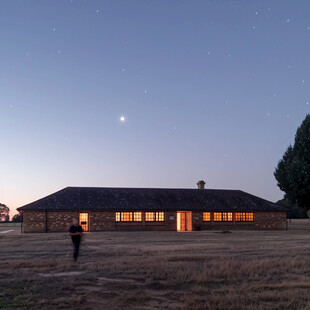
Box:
1 222 310 309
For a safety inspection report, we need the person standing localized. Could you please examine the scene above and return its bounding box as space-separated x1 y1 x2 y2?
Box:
69 218 84 262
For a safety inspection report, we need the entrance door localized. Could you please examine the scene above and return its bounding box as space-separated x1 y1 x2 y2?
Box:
177 211 192 231
79 213 89 232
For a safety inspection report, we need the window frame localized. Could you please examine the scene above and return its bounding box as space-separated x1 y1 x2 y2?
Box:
203 212 211 222
246 212 254 222
235 212 254 222
115 212 139 222
222 212 233 222
145 212 165 222
133 212 142 222
213 212 223 222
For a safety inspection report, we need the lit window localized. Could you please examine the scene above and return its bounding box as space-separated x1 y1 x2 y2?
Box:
223 212 233 221
145 212 155 221
246 212 254 221
115 212 120 222
121 212 133 221
235 212 246 222
134 212 142 222
203 212 211 221
79 213 89 231
214 212 222 221
156 212 164 221
145 212 165 221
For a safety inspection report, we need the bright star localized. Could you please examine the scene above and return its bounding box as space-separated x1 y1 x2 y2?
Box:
120 116 126 122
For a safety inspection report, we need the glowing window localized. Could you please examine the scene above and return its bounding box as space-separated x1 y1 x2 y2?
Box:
156 212 164 221
246 212 254 221
235 212 246 222
222 212 233 221
79 213 89 231
203 212 211 221
121 212 133 222
145 212 164 221
145 212 155 221
134 212 142 222
115 212 120 222
214 212 222 221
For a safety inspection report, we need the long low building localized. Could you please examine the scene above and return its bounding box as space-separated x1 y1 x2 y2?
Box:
17 181 287 233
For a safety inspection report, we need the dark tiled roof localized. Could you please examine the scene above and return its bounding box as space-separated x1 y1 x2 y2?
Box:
17 187 287 212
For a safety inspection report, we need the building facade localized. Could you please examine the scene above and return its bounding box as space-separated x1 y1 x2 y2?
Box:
18 181 287 233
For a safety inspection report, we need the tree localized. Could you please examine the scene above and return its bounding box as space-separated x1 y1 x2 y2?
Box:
276 199 307 218
274 114 310 209
0 203 10 221
12 213 22 222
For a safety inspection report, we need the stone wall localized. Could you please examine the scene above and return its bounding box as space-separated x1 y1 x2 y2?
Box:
254 212 287 230
192 211 286 230
115 211 177 231
90 212 115 231
22 210 287 233
47 211 79 232
23 211 46 233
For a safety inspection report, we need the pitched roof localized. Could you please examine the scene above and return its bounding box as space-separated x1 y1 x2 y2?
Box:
17 187 287 212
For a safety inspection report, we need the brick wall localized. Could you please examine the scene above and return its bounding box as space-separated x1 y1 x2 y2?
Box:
254 212 287 230
47 211 79 232
192 211 286 230
22 210 286 233
23 211 46 233
115 211 177 231
90 212 115 231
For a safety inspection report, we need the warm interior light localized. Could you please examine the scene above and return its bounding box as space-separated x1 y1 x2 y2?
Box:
79 213 89 231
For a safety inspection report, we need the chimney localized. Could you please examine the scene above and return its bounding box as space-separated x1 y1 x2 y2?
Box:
197 180 206 189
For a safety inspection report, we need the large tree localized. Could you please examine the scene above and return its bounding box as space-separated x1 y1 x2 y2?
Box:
12 213 22 222
0 203 10 221
274 114 310 209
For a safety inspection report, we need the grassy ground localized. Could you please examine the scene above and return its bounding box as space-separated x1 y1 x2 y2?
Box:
1 223 310 309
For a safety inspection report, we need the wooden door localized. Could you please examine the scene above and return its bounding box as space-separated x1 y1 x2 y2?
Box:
180 212 186 231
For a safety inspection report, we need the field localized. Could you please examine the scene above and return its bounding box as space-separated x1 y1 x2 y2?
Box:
1 221 310 309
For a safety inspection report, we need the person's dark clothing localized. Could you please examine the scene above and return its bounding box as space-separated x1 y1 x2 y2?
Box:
72 241 80 261
69 225 83 242
69 225 83 261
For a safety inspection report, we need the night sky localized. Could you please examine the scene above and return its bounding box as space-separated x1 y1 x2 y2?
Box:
1 0 310 216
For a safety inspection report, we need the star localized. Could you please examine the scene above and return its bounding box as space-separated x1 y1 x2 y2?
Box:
120 116 126 122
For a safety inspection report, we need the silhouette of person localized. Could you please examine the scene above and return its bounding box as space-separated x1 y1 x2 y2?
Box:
69 218 83 262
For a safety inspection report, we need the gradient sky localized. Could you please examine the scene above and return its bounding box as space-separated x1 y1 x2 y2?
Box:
1 0 310 216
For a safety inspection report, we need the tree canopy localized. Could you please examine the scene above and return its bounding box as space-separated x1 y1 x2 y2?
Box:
12 213 22 222
0 203 10 221
274 114 310 209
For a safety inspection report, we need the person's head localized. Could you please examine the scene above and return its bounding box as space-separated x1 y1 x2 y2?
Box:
72 218 79 226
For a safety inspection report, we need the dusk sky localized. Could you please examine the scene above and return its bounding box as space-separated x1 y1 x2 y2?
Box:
1 0 310 216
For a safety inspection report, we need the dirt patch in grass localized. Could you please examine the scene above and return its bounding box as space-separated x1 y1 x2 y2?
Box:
2 229 310 309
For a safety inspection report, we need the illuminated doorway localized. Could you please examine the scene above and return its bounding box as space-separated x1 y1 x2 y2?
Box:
177 211 192 231
79 213 89 232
